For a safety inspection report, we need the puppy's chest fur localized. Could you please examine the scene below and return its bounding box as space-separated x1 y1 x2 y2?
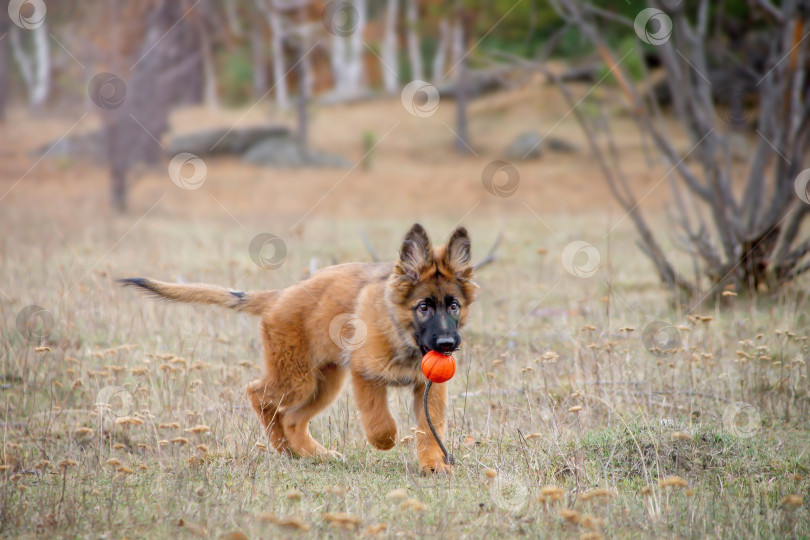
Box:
381 347 423 386
346 329 423 386
346 282 423 386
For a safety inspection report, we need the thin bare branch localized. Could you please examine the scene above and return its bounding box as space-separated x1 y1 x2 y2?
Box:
360 231 380 262
757 0 786 22
474 231 503 271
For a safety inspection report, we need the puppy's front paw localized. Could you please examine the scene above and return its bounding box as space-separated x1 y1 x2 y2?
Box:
323 449 345 461
368 428 397 450
419 456 454 475
313 447 345 461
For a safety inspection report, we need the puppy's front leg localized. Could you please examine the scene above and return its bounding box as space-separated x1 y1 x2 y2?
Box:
351 370 398 450
413 381 452 474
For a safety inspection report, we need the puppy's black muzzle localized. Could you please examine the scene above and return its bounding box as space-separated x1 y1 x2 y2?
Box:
434 336 457 355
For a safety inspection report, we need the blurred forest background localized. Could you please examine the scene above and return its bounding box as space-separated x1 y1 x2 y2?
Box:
2 0 808 297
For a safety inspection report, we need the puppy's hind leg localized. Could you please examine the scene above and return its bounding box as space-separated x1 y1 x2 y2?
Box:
281 363 348 459
247 379 290 455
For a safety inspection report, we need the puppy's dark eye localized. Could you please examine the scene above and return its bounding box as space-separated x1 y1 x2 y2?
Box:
448 301 460 313
417 302 429 312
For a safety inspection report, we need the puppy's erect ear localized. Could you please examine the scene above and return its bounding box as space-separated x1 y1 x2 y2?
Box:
443 226 473 280
395 223 433 281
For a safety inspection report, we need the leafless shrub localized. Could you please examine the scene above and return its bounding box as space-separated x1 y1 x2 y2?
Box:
542 1 810 299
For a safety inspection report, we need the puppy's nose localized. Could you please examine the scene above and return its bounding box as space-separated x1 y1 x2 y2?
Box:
435 336 455 350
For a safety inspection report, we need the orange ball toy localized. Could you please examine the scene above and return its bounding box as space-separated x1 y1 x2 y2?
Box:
421 351 456 383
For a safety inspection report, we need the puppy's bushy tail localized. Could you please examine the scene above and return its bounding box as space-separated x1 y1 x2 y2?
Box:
118 278 276 316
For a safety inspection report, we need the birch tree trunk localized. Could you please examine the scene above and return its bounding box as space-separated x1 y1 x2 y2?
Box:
10 24 50 110
295 41 308 152
196 18 219 109
9 28 32 96
331 32 348 94
453 7 470 153
346 0 367 93
29 23 49 109
431 17 448 82
405 0 423 81
450 17 463 70
256 0 289 109
380 0 399 93
269 9 288 108
330 0 367 99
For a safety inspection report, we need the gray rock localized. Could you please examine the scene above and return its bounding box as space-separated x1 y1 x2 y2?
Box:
167 125 291 156
304 149 352 168
504 131 543 160
35 131 106 163
243 138 304 167
546 136 581 154
242 138 350 168
436 68 510 99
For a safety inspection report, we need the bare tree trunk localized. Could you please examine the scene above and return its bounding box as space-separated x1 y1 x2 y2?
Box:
196 16 219 109
331 32 348 93
110 155 127 212
295 5 308 151
330 0 367 98
347 0 367 93
0 11 8 122
29 23 49 109
453 7 470 153
450 17 464 72
224 0 243 37
405 0 423 80
270 8 288 108
9 23 50 110
251 18 268 98
9 28 32 96
104 0 202 213
296 42 308 153
108 0 124 212
431 17 448 82
301 38 314 98
381 0 399 93
257 0 289 109
455 61 469 152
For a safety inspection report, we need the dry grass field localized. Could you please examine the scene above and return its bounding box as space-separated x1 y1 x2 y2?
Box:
1 84 809 538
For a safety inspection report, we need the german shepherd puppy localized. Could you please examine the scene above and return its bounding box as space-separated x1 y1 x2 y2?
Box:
120 224 478 474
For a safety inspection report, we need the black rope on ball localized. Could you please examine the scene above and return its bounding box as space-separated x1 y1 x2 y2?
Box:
423 381 454 465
